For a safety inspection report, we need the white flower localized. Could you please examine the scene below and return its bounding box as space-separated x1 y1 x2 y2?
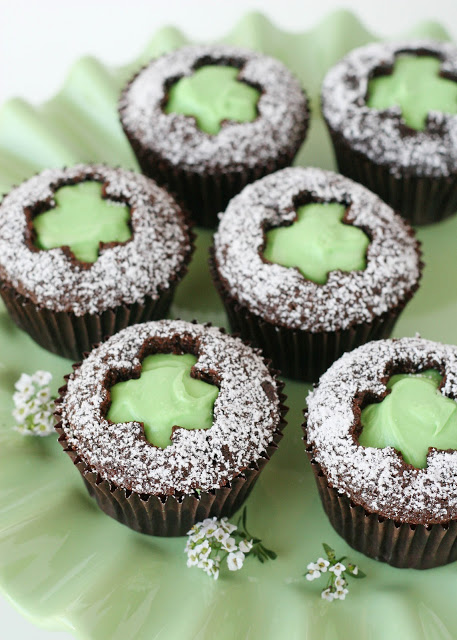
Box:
187 552 199 567
227 551 245 571
13 391 30 406
239 539 253 553
201 522 219 537
15 373 34 393
26 398 40 413
12 405 32 423
334 576 346 589
350 565 359 576
32 370 52 386
329 563 346 577
321 588 335 602
334 587 349 600
209 565 219 580
36 388 51 403
213 528 229 544
33 411 55 436
219 518 237 534
306 569 321 581
316 557 330 572
222 537 237 553
194 541 211 560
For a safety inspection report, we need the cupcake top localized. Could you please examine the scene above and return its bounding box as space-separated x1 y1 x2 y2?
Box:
306 337 457 524
213 167 421 333
56 320 283 495
119 44 309 172
321 40 457 178
0 165 192 316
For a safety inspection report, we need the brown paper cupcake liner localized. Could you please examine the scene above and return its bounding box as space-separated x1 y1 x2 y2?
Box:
55 354 287 537
0 282 176 361
304 444 457 569
125 134 298 228
210 249 409 381
328 129 457 226
0 221 195 361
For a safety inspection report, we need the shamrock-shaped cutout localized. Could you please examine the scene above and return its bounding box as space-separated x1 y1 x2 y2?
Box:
263 202 369 285
360 369 457 469
33 181 131 263
107 353 219 449
165 65 260 135
367 55 457 130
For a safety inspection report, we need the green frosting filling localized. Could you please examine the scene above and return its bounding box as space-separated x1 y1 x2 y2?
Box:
360 370 457 469
263 202 369 285
367 55 457 130
33 181 131 263
107 353 219 449
164 65 260 135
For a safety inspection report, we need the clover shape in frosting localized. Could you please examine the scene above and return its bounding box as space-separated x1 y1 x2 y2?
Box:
165 65 260 135
367 55 457 130
107 353 219 449
263 202 369 285
33 181 131 263
359 370 457 469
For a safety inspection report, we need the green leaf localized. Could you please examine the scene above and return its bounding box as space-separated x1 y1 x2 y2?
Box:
348 569 366 579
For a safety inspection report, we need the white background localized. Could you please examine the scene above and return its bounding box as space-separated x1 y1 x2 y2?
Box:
1 0 457 638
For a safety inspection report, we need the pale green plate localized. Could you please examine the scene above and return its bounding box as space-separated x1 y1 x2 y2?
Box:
1 10 457 640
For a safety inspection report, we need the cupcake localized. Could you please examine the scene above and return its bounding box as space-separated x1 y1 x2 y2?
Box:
305 336 457 569
55 319 286 536
322 40 457 225
119 44 309 228
211 167 422 381
0 164 193 360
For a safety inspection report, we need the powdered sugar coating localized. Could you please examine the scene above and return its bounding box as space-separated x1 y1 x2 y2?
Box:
58 320 282 495
213 167 421 332
0 165 192 315
119 45 308 171
322 40 457 178
307 337 457 523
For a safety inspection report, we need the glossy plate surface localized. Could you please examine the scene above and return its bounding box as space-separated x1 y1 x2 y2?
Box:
1 10 457 640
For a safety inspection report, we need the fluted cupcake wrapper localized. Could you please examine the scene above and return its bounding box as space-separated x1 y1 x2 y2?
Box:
55 351 287 537
55 426 282 536
305 446 457 569
0 282 176 361
210 249 406 382
126 133 298 229
328 129 457 226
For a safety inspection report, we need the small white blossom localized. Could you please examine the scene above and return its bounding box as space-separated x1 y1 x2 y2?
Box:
12 405 31 424
15 373 34 393
321 588 335 602
194 541 211 560
213 528 229 544
187 552 199 567
316 558 330 572
350 565 359 576
334 587 349 600
36 388 51 403
222 537 237 553
219 518 237 534
329 563 346 577
239 539 253 553
306 568 321 581
209 565 219 580
334 576 346 588
32 370 52 386
227 551 245 571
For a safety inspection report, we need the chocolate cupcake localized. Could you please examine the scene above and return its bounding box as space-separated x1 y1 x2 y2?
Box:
0 165 193 360
55 320 286 536
305 336 457 569
211 167 422 381
119 45 309 228
322 40 457 225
